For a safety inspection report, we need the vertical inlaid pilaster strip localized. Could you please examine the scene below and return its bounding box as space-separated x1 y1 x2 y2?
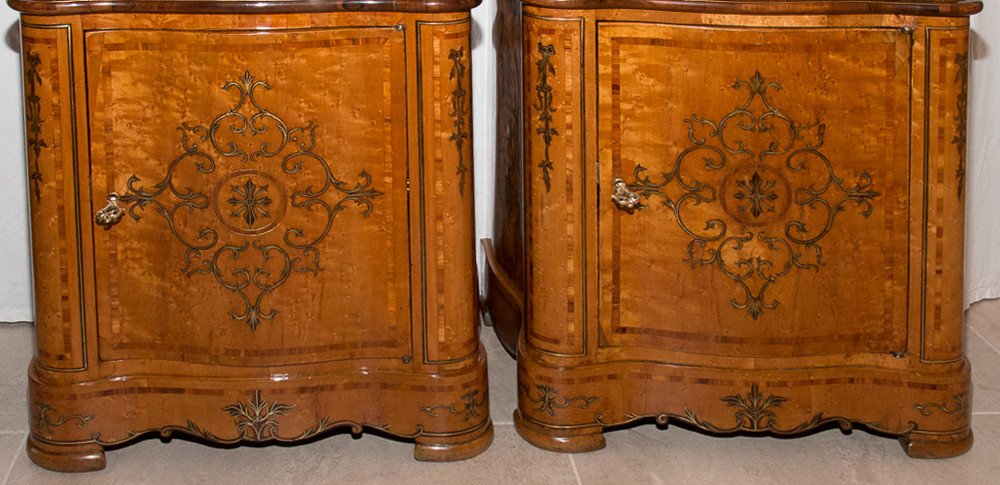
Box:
24 50 47 204
953 52 968 199
448 47 469 195
534 43 558 192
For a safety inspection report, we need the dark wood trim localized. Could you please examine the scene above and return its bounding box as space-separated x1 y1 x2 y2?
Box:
8 0 482 15
482 239 525 312
485 0 526 356
519 0 982 17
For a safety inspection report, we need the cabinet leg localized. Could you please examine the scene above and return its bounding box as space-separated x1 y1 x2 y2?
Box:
513 410 606 453
26 435 106 472
413 421 494 462
898 428 973 458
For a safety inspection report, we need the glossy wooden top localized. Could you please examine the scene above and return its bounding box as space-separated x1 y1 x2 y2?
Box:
519 0 982 16
8 0 481 15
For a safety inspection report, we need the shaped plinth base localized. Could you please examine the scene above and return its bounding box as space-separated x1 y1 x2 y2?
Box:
513 410 605 453
26 435 106 473
899 428 973 459
414 421 494 462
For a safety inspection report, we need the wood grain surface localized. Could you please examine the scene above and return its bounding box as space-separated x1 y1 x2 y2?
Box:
17 8 490 471
485 1 978 459
519 0 982 16
9 0 482 15
483 0 526 358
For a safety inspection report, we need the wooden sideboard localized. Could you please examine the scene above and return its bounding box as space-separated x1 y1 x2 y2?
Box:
12 0 489 472
484 0 981 458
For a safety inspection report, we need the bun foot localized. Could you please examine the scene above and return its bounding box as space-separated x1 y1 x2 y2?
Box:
26 435 106 472
414 421 494 461
513 410 605 453
899 428 973 458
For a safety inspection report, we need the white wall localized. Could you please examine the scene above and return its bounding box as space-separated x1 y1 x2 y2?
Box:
0 4 997 322
472 0 497 298
966 10 1000 306
0 8 30 322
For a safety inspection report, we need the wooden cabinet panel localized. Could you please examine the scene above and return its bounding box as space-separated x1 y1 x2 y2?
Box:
485 0 979 460
415 19 479 363
523 14 589 356
14 6 491 472
596 24 911 358
922 27 970 363
21 22 88 371
87 28 412 365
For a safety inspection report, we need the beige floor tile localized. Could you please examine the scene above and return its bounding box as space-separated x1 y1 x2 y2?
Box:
970 331 1000 414
573 415 1000 485
4 424 574 485
482 326 518 425
0 324 31 433
968 299 1000 348
0 433 26 485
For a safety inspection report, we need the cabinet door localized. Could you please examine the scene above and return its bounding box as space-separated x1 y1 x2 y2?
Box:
596 24 911 358
87 28 412 366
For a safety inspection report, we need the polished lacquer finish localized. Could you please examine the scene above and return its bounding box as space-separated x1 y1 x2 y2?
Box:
485 0 980 458
13 0 488 471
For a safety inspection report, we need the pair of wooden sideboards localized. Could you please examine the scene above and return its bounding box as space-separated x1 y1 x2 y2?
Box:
8 0 980 472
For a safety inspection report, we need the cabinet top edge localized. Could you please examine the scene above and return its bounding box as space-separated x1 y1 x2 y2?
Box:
519 0 982 17
8 0 482 16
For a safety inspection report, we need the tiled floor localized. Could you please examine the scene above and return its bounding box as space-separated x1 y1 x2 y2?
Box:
1 301 999 484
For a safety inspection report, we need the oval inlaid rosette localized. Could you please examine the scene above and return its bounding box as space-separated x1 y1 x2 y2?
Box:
213 170 288 236
719 163 792 228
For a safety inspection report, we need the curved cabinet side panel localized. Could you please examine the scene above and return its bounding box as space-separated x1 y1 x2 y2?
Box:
920 25 970 363
415 18 479 364
21 21 87 371
522 13 588 356
485 0 526 356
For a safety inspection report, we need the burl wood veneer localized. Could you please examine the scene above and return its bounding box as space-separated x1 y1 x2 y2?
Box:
12 0 489 472
484 0 981 458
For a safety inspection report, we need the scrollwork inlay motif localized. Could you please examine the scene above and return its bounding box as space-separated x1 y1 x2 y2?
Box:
24 51 47 204
914 392 969 420
115 71 383 330
534 43 558 192
954 53 969 198
448 47 470 195
527 384 597 417
620 72 881 319
32 403 95 434
720 382 787 431
223 390 293 441
130 391 377 444
622 383 867 435
421 390 484 421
